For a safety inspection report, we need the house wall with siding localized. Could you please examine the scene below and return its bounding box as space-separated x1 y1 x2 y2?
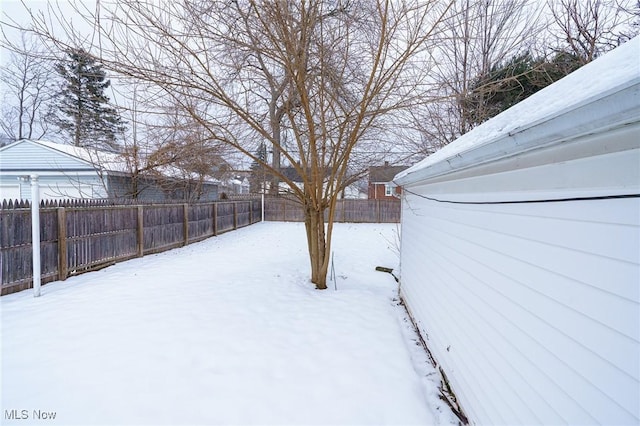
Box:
0 141 107 201
395 40 639 424
398 123 639 425
0 173 107 201
107 175 169 201
107 175 219 202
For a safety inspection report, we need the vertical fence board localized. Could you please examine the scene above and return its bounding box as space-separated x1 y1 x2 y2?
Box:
216 202 235 233
57 208 67 281
233 202 238 229
213 203 218 236
183 203 189 246
137 206 144 257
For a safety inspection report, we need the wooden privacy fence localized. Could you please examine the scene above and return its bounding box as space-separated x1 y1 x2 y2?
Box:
264 197 401 223
0 199 262 296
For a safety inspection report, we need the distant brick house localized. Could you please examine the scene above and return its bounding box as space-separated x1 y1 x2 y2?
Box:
368 162 408 199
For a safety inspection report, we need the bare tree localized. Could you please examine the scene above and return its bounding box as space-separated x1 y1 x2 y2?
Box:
408 0 638 157
409 0 544 154
16 0 451 289
143 101 233 201
547 0 638 63
218 2 297 194
0 32 54 141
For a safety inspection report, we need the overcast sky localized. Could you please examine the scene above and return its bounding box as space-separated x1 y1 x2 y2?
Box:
1 0 97 66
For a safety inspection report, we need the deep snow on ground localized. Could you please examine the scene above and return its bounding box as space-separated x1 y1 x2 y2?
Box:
1 222 457 426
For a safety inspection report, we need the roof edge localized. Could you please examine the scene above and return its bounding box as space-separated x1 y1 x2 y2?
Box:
395 80 640 186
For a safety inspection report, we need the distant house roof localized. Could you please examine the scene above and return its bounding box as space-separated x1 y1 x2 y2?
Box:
369 164 409 183
279 166 304 182
278 166 331 183
0 139 128 174
1 139 219 184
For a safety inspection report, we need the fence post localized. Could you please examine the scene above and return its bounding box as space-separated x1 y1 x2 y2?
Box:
377 200 381 223
248 200 253 224
233 202 238 230
183 203 189 246
57 207 67 281
137 206 144 257
213 203 218 236
30 175 41 297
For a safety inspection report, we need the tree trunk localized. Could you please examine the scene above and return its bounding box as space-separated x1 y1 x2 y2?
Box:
304 200 329 290
268 98 284 195
270 122 281 195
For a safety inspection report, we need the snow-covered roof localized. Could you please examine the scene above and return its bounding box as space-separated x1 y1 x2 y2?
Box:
2 139 219 183
369 164 409 183
32 140 129 173
395 36 640 185
152 164 221 184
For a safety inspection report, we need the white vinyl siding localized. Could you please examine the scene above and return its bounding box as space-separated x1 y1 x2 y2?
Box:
401 196 639 425
0 173 106 201
0 184 21 201
0 141 109 201
399 145 640 425
39 183 95 200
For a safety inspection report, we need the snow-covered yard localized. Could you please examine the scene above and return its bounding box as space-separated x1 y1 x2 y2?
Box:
1 222 456 426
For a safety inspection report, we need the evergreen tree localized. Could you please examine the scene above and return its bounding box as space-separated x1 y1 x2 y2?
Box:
462 53 538 127
537 51 584 85
51 48 125 151
463 51 584 127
